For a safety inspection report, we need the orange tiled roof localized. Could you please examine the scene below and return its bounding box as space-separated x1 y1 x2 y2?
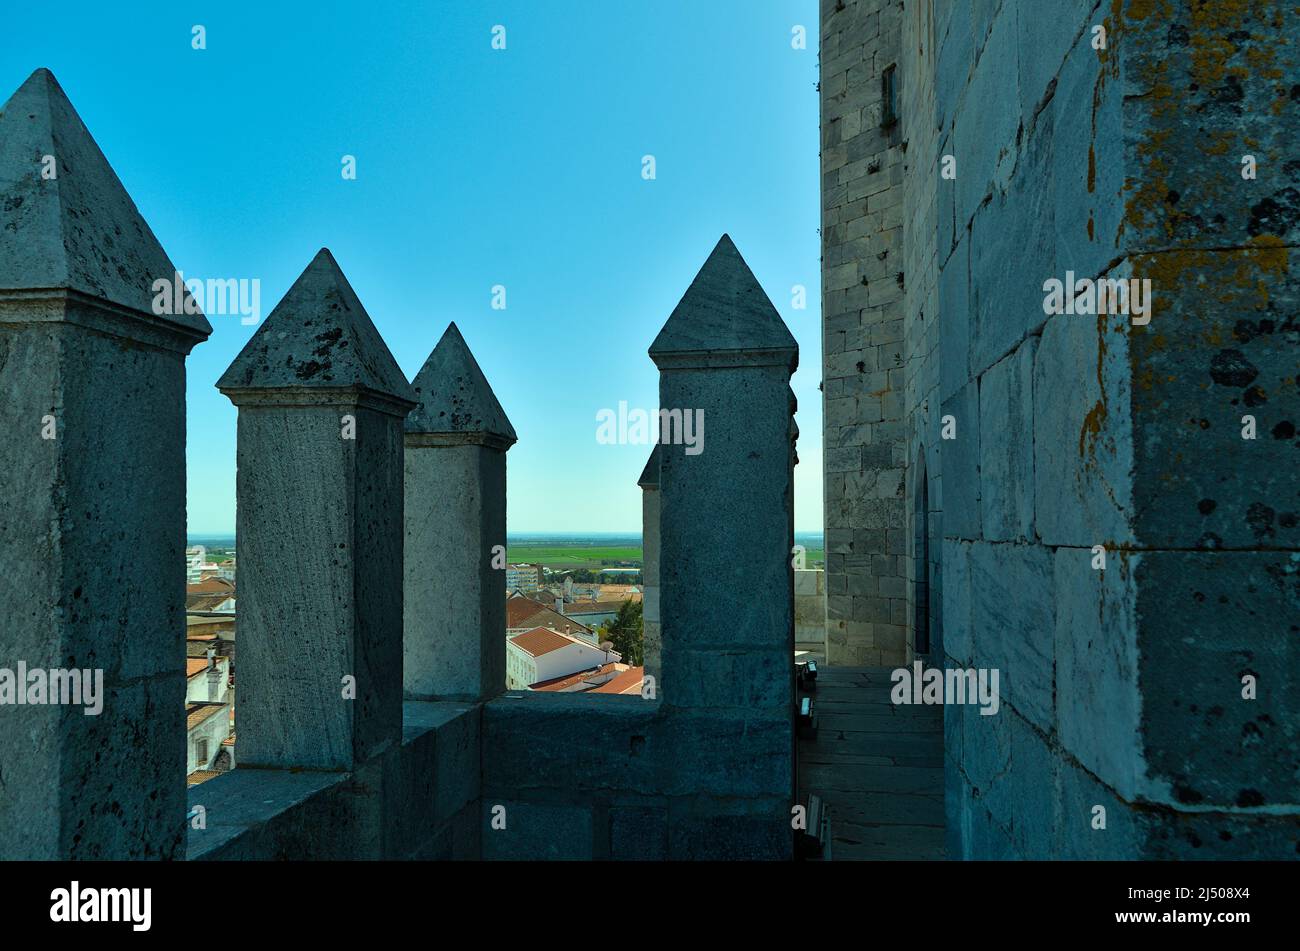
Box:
509 627 577 658
187 770 222 786
505 597 551 627
591 666 645 695
186 658 211 678
187 594 234 611
505 597 592 639
531 662 623 692
186 702 227 730
187 578 234 595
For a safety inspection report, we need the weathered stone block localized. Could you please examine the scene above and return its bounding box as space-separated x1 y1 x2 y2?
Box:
950 8 1019 231
482 695 661 797
979 337 1037 541
609 805 668 860
1128 248 1300 550
1134 552 1299 810
1056 756 1145 861
970 542 1055 732
939 380 981 539
1120 1 1300 251
938 239 970 402
481 801 594 861
667 807 792 861
1050 28 1125 278
940 539 973 665
1007 711 1059 860
1034 306 1136 547
968 102 1054 378
1053 546 1141 799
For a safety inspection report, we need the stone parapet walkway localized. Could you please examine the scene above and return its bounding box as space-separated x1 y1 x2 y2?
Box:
797 666 944 860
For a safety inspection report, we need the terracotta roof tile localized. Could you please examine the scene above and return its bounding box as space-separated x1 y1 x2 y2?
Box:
505 597 592 639
531 662 623 692
187 578 235 595
591 666 644 695
186 702 227 730
509 627 576 658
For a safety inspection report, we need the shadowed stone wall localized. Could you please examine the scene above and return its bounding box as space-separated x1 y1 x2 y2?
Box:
820 0 910 667
825 0 1300 858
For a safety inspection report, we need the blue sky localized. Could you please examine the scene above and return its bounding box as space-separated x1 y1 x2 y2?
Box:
1 0 823 533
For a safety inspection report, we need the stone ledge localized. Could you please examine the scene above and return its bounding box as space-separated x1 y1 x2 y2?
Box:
188 701 481 860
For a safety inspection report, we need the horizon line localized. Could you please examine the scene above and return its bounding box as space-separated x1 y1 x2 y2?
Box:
185 529 828 537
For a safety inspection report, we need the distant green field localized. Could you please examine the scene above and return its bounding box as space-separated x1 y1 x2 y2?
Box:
506 544 824 570
506 546 642 569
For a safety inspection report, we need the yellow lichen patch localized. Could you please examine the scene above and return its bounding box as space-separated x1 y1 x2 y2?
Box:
1186 0 1277 89
1080 312 1112 461
1125 0 1160 23
1246 40 1284 79
1126 127 1176 240
1202 131 1234 156
1246 234 1289 273
1080 400 1108 459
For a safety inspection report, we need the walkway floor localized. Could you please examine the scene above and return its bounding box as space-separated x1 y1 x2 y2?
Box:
796 665 945 860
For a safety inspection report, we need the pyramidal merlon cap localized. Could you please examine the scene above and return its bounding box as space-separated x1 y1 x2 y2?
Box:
0 68 210 334
217 248 414 405
406 322 516 444
637 444 661 488
648 234 796 364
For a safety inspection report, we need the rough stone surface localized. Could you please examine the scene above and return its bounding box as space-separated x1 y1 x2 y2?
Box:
406 322 515 441
220 254 414 771
649 234 797 360
825 0 1300 859
979 338 1037 542
404 324 513 701
217 248 414 401
820 0 908 665
939 380 980 540
0 70 210 332
0 69 207 859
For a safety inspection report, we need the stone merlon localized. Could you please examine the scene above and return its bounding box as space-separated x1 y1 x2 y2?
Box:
217 248 415 411
649 234 798 371
0 68 211 337
637 444 661 488
406 321 516 448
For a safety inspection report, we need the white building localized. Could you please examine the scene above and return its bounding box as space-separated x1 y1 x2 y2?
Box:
187 702 230 774
185 545 206 584
186 652 232 775
186 653 230 704
506 627 620 690
505 563 543 594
